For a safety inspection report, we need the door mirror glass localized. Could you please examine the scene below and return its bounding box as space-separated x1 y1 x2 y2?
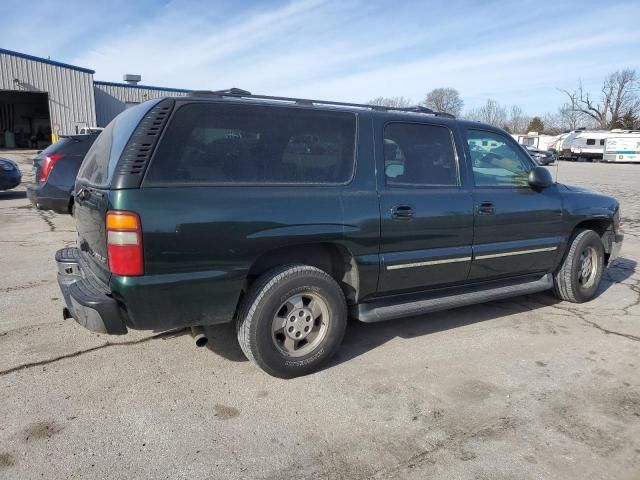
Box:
528 166 554 189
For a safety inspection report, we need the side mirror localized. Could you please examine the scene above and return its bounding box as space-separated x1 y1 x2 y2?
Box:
528 166 554 189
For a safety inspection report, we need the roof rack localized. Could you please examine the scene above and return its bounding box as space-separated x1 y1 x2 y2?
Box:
188 88 455 118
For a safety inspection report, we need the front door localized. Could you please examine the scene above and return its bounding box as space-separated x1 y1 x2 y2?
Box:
377 121 474 294
464 128 563 281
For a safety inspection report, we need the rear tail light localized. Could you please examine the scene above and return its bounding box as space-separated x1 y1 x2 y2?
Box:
39 154 63 183
106 211 144 276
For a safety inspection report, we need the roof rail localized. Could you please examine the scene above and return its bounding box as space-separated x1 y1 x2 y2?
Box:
188 88 455 118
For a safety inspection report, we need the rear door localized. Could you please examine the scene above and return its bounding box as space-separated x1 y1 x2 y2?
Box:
464 128 563 281
377 119 474 294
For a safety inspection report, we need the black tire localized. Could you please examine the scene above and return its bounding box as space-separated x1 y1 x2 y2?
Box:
553 229 605 303
236 264 347 378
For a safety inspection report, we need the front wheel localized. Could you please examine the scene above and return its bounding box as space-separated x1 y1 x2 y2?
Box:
236 265 347 378
553 229 605 303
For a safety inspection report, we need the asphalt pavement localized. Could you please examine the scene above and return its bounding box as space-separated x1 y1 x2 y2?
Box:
0 152 638 479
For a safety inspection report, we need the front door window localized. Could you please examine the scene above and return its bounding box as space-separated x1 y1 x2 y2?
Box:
466 130 533 187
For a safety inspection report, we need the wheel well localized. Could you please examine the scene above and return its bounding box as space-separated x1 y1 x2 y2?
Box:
573 218 611 237
245 243 359 304
571 218 613 262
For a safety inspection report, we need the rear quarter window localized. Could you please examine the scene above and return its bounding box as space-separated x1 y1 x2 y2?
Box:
77 100 161 187
144 103 357 185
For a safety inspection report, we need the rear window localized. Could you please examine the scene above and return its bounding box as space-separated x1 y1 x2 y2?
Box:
39 138 71 156
144 103 356 185
77 100 161 187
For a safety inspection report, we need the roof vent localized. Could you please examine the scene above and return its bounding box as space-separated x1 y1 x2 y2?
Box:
123 74 142 85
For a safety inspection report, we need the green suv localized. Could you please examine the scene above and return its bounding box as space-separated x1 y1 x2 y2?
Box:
56 90 623 378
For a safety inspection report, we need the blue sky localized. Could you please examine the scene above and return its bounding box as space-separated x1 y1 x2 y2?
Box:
1 0 639 115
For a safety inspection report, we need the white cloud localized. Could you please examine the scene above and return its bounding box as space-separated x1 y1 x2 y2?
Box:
3 0 639 115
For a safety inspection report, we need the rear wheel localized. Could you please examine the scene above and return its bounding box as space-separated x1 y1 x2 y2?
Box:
236 264 347 378
553 229 604 303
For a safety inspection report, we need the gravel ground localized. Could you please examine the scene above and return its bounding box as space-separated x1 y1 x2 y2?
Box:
0 151 638 480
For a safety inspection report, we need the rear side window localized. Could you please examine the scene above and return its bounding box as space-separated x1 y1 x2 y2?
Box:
77 100 161 187
383 123 458 187
586 138 596 145
144 103 356 185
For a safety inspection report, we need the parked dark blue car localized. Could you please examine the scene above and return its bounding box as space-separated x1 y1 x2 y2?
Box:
0 158 21 190
27 134 98 213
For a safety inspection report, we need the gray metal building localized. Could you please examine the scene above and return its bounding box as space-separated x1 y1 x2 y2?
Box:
0 48 190 148
94 81 189 127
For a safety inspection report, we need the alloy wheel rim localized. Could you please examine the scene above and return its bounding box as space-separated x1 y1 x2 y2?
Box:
271 293 330 357
578 246 598 289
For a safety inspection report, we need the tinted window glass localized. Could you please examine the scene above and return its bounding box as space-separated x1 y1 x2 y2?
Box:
383 123 458 186
145 103 356 185
599 139 605 145
466 130 533 187
77 100 160 187
586 138 596 145
39 137 71 157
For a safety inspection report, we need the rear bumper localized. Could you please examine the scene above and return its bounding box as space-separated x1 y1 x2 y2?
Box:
27 183 71 214
56 247 128 335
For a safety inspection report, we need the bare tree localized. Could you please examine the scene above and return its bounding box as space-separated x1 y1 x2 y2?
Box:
561 69 640 129
465 99 508 128
541 111 564 135
505 105 531 133
368 96 414 108
558 102 584 131
422 88 463 116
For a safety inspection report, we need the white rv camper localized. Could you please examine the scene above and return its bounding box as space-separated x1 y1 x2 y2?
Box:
556 131 581 159
603 132 640 163
569 131 611 161
547 132 569 153
512 132 557 151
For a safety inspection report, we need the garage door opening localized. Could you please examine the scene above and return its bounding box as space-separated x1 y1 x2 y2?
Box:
0 90 51 149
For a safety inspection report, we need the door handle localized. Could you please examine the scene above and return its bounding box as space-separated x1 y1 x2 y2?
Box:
391 205 414 219
477 201 495 215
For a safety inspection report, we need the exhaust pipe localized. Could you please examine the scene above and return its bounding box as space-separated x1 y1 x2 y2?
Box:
191 326 208 347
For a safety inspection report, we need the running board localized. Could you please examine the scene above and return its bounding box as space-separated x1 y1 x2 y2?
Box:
353 274 553 323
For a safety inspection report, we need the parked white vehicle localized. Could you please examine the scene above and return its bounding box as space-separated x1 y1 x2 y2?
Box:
511 132 558 151
556 131 582 159
547 132 569 153
569 131 611 161
603 133 640 163
77 126 104 135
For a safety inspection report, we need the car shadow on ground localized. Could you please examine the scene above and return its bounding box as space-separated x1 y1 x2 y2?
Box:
0 190 26 200
599 256 636 295
200 257 636 367
203 323 248 362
